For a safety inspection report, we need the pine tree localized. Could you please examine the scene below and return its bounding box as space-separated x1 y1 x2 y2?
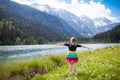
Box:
15 37 22 45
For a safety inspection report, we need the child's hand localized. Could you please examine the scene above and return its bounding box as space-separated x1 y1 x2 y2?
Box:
87 47 91 50
56 43 64 46
87 47 91 49
88 47 94 51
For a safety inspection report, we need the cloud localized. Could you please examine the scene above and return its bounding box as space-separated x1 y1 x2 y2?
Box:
65 0 112 18
11 0 119 22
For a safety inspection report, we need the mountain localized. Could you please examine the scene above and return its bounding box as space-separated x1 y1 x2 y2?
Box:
93 18 113 27
0 6 70 45
93 18 119 33
79 15 98 36
31 4 97 37
92 24 120 43
0 0 80 38
31 4 119 37
0 0 119 44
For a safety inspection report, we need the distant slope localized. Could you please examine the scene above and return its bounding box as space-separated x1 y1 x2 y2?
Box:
0 7 68 45
32 4 97 37
92 25 120 43
31 4 118 37
0 0 80 37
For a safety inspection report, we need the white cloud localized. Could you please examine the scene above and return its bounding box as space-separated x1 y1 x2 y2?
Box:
71 0 79 5
11 0 119 22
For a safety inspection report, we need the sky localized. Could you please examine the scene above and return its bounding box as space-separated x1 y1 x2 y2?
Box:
11 0 120 22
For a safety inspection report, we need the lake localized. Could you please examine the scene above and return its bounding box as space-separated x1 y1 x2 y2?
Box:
0 43 120 62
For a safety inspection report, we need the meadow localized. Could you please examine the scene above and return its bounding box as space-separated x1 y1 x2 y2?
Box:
0 46 120 80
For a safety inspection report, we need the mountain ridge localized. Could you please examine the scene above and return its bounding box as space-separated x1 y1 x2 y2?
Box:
0 0 120 45
0 0 81 37
30 4 119 37
92 24 120 43
0 6 68 44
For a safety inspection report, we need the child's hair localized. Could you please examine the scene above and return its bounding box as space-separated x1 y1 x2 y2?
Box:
70 37 77 44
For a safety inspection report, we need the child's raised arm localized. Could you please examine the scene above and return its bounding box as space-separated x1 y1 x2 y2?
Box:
81 45 91 49
56 43 65 46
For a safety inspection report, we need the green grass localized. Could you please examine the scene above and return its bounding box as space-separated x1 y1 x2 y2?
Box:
0 46 120 80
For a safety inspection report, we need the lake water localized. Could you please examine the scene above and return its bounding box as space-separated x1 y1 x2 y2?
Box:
0 43 120 62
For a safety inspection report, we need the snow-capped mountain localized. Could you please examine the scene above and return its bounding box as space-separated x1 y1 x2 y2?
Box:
93 18 113 28
79 15 98 35
93 18 118 33
31 4 98 37
31 4 118 37
0 0 82 38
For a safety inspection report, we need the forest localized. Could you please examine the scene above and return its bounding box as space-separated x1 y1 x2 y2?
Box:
91 25 120 43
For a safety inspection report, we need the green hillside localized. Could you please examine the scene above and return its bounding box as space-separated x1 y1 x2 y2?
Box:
92 25 120 43
0 46 120 80
0 7 67 45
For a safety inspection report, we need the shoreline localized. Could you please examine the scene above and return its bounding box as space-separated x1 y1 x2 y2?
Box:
0 43 120 62
0 42 119 46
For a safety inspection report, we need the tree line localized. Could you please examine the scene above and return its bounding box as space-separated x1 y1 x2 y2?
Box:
0 19 37 45
92 25 120 43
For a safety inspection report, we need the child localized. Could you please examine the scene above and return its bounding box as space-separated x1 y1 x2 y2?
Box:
58 37 90 75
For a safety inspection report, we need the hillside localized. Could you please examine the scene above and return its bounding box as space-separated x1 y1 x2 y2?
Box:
1 0 118 39
31 3 119 37
0 7 67 45
92 25 120 43
0 0 80 37
36 5 97 37
0 46 120 80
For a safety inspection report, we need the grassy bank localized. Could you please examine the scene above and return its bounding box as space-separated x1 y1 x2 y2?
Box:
0 46 120 80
